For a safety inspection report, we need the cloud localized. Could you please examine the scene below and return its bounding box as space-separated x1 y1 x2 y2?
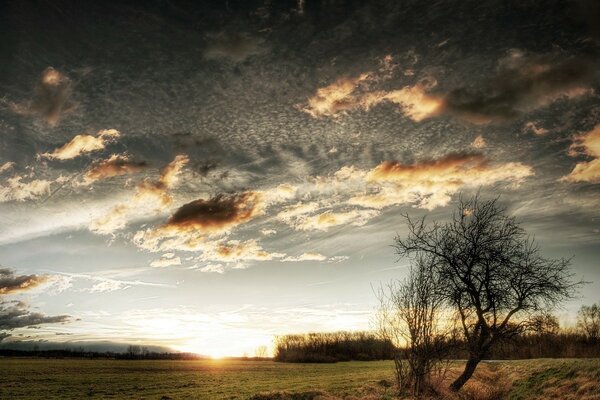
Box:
303 66 442 121
83 154 147 185
89 204 130 235
10 67 76 127
0 300 69 335
0 175 59 203
134 153 532 254
89 154 189 235
204 33 262 62
561 124 600 183
133 191 264 252
0 268 49 294
282 252 327 262
523 121 549 136
471 135 486 149
41 129 120 160
48 270 175 293
277 201 322 225
134 154 189 206
0 162 14 174
292 209 380 232
87 280 131 293
304 51 597 125
167 192 264 233
351 153 533 210
199 239 284 263
199 264 226 274
150 254 182 268
440 50 597 123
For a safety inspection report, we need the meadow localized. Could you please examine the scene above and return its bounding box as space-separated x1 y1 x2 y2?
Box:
1 358 599 399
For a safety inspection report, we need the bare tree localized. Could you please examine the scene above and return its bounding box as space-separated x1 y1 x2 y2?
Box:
394 195 580 391
376 256 453 397
529 313 560 335
577 303 600 340
254 345 268 358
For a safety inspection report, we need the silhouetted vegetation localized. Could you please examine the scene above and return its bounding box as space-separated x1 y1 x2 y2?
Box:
577 302 600 340
273 331 394 363
393 195 582 392
0 348 206 360
376 256 455 397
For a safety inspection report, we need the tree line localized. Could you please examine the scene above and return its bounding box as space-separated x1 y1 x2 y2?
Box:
273 331 395 362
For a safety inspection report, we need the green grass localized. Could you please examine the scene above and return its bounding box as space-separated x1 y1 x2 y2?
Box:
0 358 394 399
1 358 599 399
508 359 600 400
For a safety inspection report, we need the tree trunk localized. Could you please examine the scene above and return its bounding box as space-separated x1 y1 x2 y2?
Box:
450 355 480 391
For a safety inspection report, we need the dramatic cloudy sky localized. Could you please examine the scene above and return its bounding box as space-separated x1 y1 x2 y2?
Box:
0 0 599 356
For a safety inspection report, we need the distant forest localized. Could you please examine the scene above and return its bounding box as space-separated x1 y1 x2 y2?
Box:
274 329 600 363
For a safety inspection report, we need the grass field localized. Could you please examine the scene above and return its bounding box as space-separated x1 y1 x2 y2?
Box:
1 358 599 399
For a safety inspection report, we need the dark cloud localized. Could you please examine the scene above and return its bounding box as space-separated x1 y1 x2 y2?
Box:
441 51 599 123
167 192 263 232
0 300 69 339
0 268 48 294
10 67 76 127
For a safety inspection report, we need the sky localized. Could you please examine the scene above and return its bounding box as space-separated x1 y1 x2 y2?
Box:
0 0 599 357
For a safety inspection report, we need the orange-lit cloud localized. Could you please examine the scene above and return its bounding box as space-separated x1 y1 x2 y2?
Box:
131 153 532 256
350 154 533 210
41 129 120 160
199 239 284 263
89 155 189 235
10 67 76 127
303 68 442 121
135 154 189 207
523 121 549 136
89 204 130 235
133 191 264 252
0 268 49 294
471 135 486 149
83 154 147 185
167 192 264 233
562 124 600 183
304 51 596 124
